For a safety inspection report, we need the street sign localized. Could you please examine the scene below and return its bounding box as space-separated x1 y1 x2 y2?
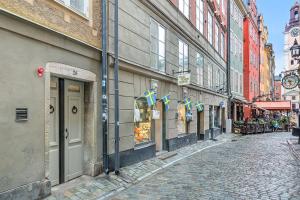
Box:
178 73 191 86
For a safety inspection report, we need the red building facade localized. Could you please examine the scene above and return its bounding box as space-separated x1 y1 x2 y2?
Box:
274 76 282 101
243 0 260 118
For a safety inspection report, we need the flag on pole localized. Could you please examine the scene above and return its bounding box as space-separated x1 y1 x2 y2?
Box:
144 89 157 106
162 95 171 111
184 97 192 111
195 102 204 112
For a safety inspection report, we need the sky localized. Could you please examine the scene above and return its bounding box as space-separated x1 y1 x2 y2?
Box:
256 0 296 75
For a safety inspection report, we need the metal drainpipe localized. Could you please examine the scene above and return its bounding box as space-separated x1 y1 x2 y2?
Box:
114 0 120 175
101 0 109 175
227 0 232 120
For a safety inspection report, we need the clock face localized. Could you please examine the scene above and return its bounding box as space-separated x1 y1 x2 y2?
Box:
282 74 299 89
291 28 300 37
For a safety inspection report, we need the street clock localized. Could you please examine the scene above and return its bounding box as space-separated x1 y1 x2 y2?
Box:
291 28 300 37
282 74 299 89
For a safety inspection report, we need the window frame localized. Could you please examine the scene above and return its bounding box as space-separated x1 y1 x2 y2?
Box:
150 18 166 73
207 10 213 45
196 0 204 34
56 0 89 17
179 0 190 19
196 52 204 86
179 40 189 72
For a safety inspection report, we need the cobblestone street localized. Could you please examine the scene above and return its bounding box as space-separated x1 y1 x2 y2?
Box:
110 132 300 200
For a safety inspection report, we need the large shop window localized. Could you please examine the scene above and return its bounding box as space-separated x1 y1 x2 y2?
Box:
134 98 152 145
177 103 187 134
179 0 190 19
179 40 189 72
57 0 89 16
150 19 166 72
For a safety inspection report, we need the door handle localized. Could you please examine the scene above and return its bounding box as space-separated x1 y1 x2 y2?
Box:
65 128 69 139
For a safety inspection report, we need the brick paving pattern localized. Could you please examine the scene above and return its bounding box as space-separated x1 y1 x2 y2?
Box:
111 133 300 200
46 133 300 200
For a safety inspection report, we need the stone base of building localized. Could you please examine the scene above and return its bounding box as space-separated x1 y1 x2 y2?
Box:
108 143 156 170
166 133 197 151
84 162 103 177
0 180 51 200
199 128 222 141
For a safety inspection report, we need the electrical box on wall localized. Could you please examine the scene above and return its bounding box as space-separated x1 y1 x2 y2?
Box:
15 108 28 122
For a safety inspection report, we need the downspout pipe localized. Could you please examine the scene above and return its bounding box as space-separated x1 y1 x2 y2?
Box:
114 0 120 175
101 0 109 175
227 0 232 120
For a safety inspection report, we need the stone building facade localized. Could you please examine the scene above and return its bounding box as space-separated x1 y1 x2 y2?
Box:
0 0 102 199
106 0 229 168
229 0 247 121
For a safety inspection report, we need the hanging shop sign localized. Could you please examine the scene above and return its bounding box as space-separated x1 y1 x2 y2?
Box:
195 102 204 112
152 110 160 120
282 74 299 89
162 95 171 111
144 89 157 106
178 73 191 86
186 111 193 122
184 97 192 111
219 101 225 108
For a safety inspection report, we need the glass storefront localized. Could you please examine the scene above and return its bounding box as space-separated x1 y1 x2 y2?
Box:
134 98 152 145
177 103 187 134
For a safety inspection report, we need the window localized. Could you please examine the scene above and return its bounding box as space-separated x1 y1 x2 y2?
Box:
295 11 299 20
208 64 213 88
134 98 152 145
292 96 296 100
235 71 238 92
57 0 89 16
240 74 243 94
196 0 204 34
150 19 166 72
179 0 190 19
222 0 226 15
216 69 220 90
208 11 213 44
221 33 225 58
196 53 204 86
177 103 187 134
179 40 189 72
215 23 220 52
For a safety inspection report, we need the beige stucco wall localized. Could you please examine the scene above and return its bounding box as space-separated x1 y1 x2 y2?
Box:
0 12 101 194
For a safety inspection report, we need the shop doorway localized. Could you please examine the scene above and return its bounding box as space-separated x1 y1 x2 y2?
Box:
155 101 164 152
221 108 226 133
197 111 204 140
49 77 84 186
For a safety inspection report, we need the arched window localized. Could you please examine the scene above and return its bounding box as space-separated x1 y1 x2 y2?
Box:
295 11 299 20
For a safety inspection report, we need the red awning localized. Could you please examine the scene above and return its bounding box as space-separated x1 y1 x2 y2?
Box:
254 101 292 111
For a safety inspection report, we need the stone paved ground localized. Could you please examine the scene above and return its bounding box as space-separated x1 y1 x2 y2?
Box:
110 132 300 200
45 133 236 200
